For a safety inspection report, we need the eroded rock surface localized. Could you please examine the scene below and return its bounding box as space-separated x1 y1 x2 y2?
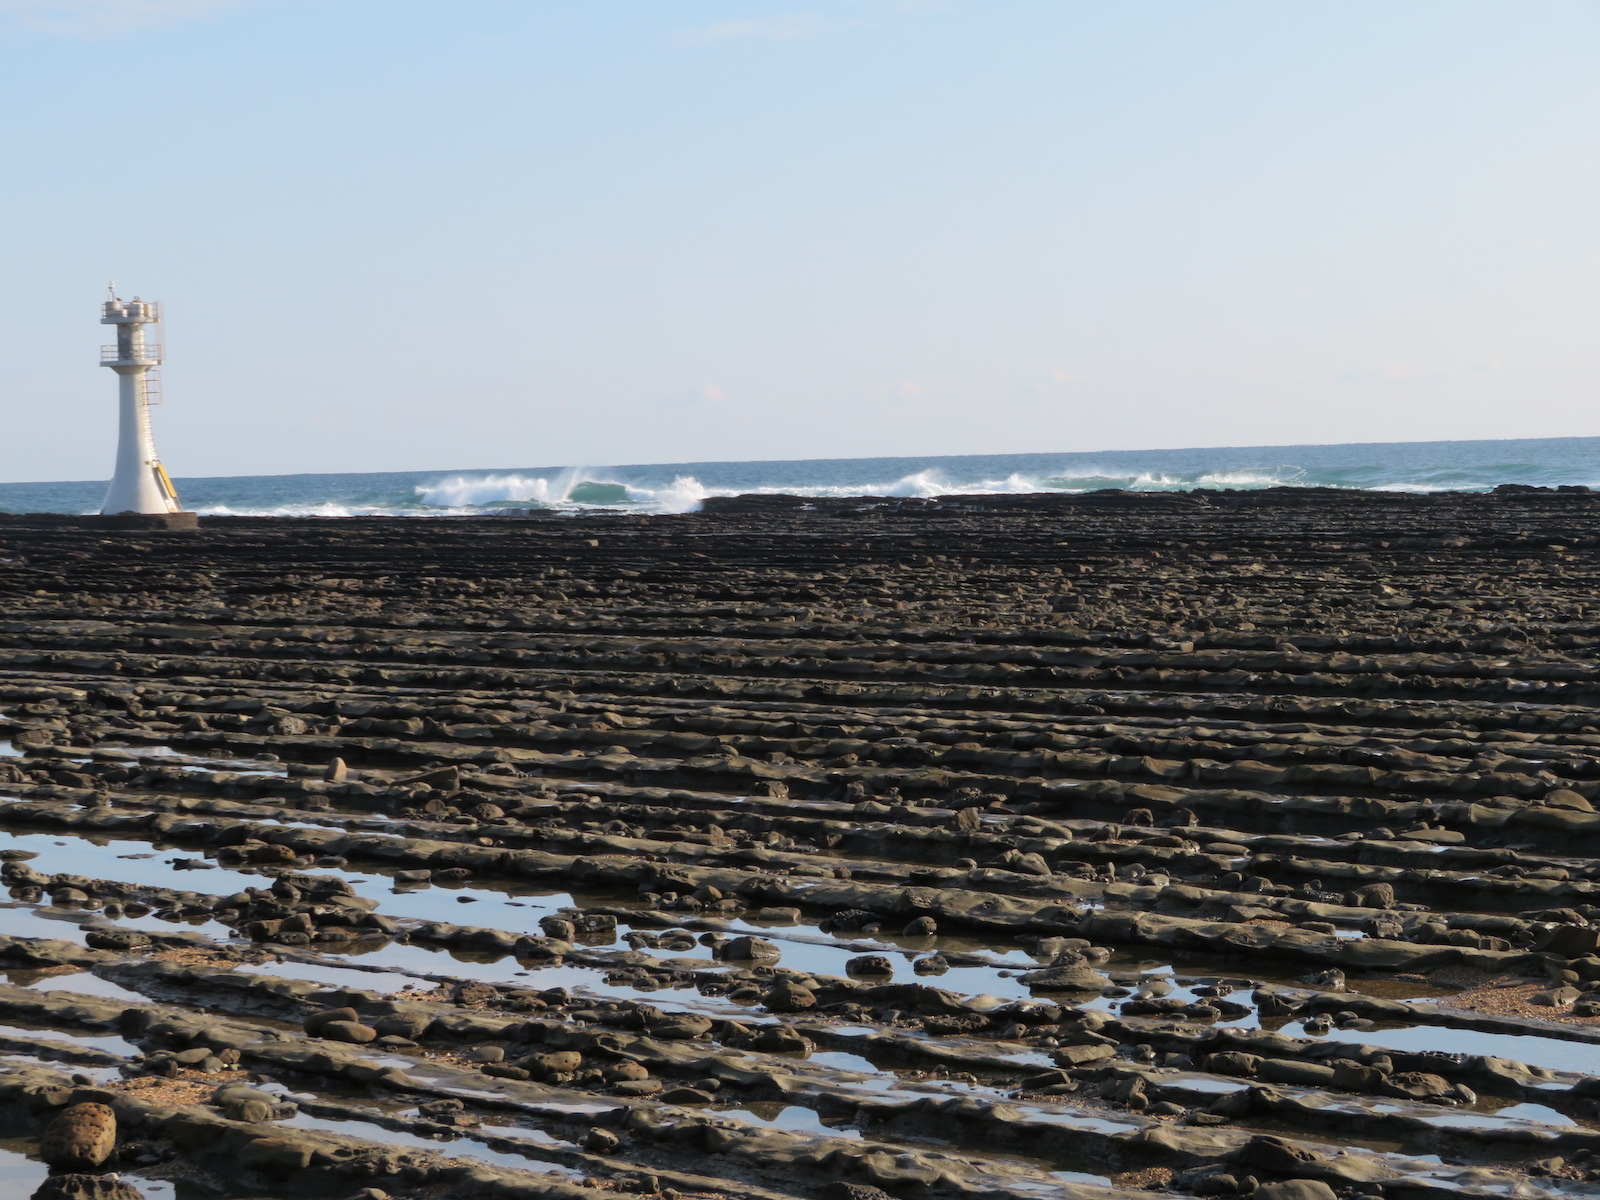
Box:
39 1102 115 1169
2 491 1600 1198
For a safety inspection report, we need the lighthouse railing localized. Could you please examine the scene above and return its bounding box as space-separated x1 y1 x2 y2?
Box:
100 344 163 364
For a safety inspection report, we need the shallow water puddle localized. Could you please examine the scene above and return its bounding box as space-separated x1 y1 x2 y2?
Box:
713 1102 862 1138
1045 1169 1121 1189
0 1018 138 1058
994 1099 1136 1136
1362 1096 1580 1137
0 892 230 946
236 957 437 995
0 828 263 898
1418 1108 1569 1133
691 931 1043 1001
170 761 286 780
1278 1016 1600 1076
0 1050 122 1083
1082 970 1260 1026
285 1109 584 1177
0 900 104 941
8 967 150 1005
809 1050 881 1074
0 1137 187 1199
309 939 563 986
616 903 1062 1000
72 746 289 779
315 943 628 992
1156 1072 1247 1094
1104 949 1452 1002
0 826 471 940
0 1140 52 1198
823 1024 1055 1079
283 938 767 1019
1493 1101 1588 1127
338 873 579 926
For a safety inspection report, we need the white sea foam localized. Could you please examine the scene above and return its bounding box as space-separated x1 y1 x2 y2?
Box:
412 469 712 514
417 472 579 508
627 475 710 514
1193 467 1306 488
740 470 1058 501
192 502 409 517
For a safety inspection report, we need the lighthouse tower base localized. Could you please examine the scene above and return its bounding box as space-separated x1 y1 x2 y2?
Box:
90 512 201 530
0 513 200 532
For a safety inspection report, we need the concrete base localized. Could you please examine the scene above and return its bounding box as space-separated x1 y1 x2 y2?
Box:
0 512 200 531
98 511 201 531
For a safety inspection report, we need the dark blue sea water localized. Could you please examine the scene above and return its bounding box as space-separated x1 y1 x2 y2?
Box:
4 436 1599 517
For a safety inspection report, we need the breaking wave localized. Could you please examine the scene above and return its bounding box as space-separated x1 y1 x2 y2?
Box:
414 471 709 514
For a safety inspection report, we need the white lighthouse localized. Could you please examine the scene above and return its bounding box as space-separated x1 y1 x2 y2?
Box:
100 287 184 516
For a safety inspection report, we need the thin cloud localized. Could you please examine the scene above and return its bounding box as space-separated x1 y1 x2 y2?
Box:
678 13 866 45
0 0 247 35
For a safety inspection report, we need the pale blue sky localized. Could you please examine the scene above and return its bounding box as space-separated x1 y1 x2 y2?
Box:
1 0 1595 481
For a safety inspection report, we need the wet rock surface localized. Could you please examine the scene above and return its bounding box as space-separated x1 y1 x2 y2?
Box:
3 491 1600 1197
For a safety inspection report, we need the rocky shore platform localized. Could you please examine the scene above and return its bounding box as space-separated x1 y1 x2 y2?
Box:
3 486 1600 1200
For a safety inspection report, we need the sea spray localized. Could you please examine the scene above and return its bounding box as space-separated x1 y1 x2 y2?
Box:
625 476 709 514
415 470 595 508
413 470 708 513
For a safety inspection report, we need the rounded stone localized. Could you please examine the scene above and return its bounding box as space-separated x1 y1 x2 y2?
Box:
319 1020 378 1044
40 1102 116 1170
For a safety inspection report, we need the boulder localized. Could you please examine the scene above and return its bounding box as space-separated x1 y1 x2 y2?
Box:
1019 963 1110 993
40 1103 116 1170
1255 1184 1338 1200
319 1020 378 1044
764 979 817 1012
721 935 781 961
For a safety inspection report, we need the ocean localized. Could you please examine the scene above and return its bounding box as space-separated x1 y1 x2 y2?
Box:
3 435 1599 517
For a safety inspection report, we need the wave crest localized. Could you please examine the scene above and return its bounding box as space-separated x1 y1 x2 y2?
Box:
415 470 709 514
